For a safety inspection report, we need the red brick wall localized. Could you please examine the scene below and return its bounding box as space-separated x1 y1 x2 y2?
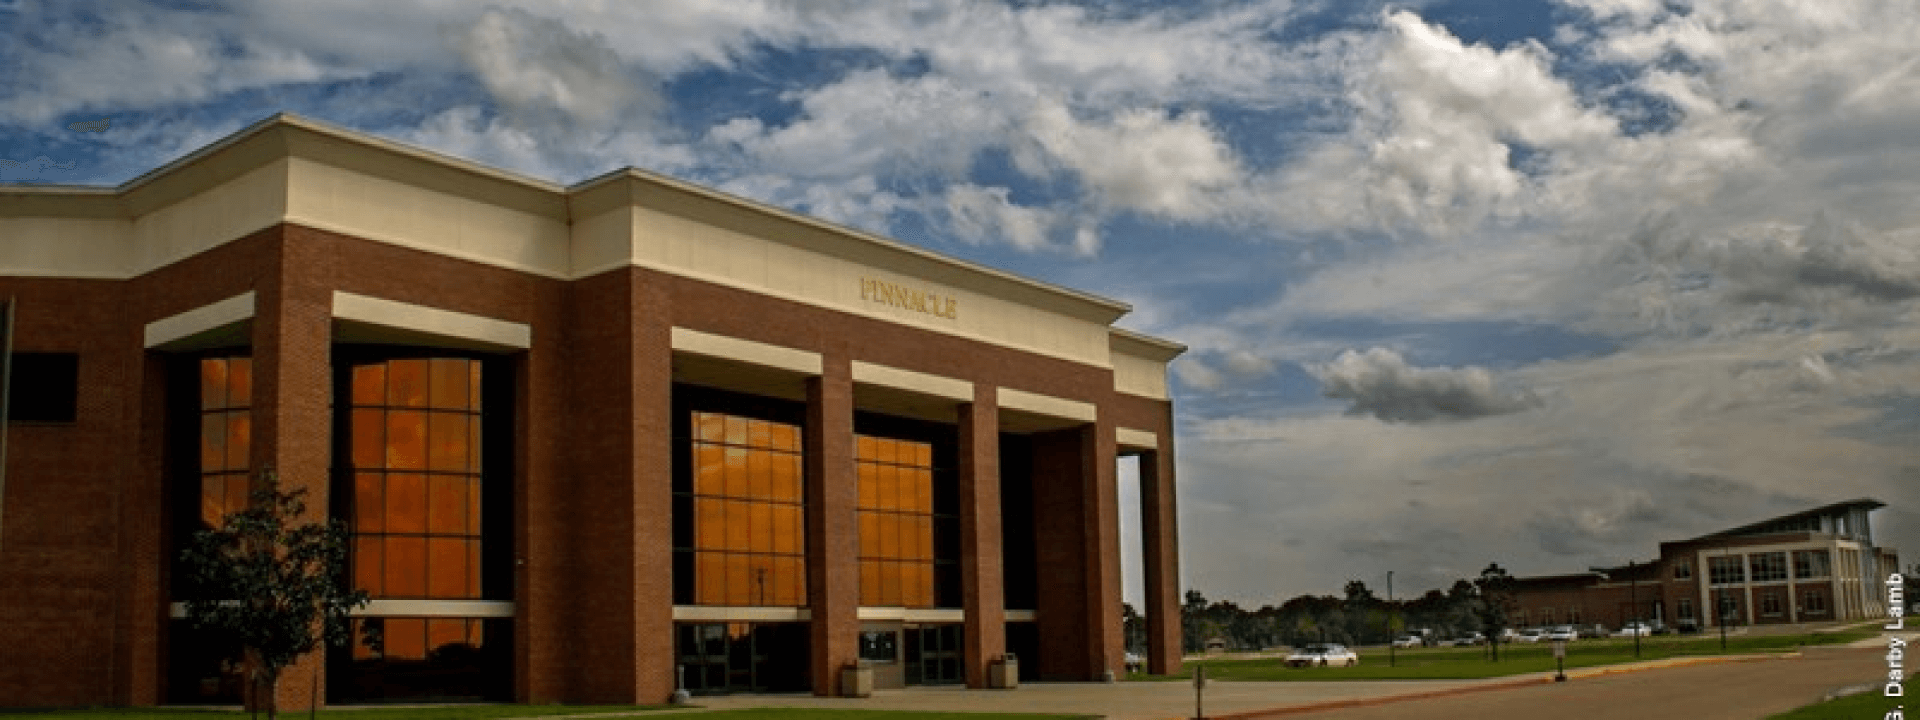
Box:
0 222 1181 705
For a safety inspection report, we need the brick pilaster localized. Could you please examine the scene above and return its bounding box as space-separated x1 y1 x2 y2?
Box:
958 386 1005 688
805 354 857 695
1140 445 1182 676
253 229 336 712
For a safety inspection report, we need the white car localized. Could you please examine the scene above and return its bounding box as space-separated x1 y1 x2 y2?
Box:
1392 635 1425 648
1512 628 1546 643
1448 632 1486 646
1545 625 1579 642
1284 643 1359 667
1124 652 1145 673
1614 622 1653 637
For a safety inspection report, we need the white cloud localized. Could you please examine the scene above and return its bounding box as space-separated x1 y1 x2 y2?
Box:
449 7 658 134
1023 100 1244 221
1263 10 1618 237
1311 348 1540 423
943 184 1069 254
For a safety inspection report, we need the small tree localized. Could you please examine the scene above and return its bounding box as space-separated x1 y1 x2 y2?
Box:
180 469 369 720
1471 563 1518 662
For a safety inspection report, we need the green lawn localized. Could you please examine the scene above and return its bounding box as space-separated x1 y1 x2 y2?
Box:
1139 627 1878 682
1764 688 1903 719
0 708 1092 720
0 706 669 720
677 711 1093 720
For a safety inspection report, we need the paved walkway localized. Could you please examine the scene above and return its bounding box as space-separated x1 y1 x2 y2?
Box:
1240 644 1903 720
663 678 1488 719
636 630 1912 720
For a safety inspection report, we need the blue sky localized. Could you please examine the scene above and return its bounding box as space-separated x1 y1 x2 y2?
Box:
4 0 1917 606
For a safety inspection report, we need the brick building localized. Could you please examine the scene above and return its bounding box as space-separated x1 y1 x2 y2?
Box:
1511 499 1898 631
0 114 1185 708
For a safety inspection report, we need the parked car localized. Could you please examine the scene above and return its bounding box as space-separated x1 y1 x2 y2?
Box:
1392 635 1425 648
1614 621 1653 637
1125 652 1145 673
1284 643 1359 667
1545 625 1579 642
1576 624 1609 639
1513 628 1546 643
1448 632 1486 646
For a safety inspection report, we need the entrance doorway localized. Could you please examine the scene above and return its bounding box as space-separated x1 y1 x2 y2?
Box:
906 624 963 685
674 622 810 694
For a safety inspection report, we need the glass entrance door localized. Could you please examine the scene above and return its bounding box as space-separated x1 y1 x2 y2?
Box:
906 625 963 685
675 622 811 694
677 623 764 694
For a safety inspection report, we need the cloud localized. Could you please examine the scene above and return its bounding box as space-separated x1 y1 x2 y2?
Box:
449 7 660 134
943 183 1074 254
1312 348 1539 423
1021 100 1245 221
1263 9 1618 237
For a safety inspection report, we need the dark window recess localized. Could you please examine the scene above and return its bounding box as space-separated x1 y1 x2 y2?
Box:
9 353 79 423
859 630 898 663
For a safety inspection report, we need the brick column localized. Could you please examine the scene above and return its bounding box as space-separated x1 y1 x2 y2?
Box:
1081 421 1122 680
1030 427 1088 679
111 350 169 704
958 386 1004 688
631 281 677 703
557 269 675 703
1030 422 1121 680
805 354 857 695
1139 446 1182 676
253 231 336 712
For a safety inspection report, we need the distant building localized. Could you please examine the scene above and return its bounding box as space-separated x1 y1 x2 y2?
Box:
1510 499 1898 630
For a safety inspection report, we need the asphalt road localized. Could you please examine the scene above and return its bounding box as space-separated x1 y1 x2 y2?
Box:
1237 645 1903 720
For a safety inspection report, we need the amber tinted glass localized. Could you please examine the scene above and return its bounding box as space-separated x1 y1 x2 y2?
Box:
856 434 935 607
346 358 484 600
349 614 487 664
685 411 806 606
197 357 252 529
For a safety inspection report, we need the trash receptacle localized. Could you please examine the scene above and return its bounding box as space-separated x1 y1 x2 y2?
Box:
841 663 874 697
989 653 1019 689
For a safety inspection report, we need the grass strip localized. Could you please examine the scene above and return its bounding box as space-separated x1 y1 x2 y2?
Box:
1137 627 1878 682
0 705 669 720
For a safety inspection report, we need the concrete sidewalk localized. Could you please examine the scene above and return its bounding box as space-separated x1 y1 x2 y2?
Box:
630 650 1847 720
654 678 1495 720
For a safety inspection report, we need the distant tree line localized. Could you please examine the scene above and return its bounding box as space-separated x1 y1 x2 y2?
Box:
1129 563 1518 655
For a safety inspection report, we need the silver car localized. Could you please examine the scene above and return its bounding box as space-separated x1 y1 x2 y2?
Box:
1284 643 1359 667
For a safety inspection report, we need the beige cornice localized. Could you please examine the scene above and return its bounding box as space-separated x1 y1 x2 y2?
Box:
1110 327 1186 361
1 113 1186 360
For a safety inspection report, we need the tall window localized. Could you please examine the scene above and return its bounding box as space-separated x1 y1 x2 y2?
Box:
1760 591 1783 616
346 358 483 600
1804 589 1827 615
684 412 806 606
1708 555 1745 585
1792 550 1831 578
1749 552 1787 583
1676 598 1693 621
1672 560 1692 580
199 357 251 527
857 435 935 607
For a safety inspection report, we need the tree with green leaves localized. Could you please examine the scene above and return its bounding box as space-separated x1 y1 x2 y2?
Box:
180 469 369 720
1471 563 1517 662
